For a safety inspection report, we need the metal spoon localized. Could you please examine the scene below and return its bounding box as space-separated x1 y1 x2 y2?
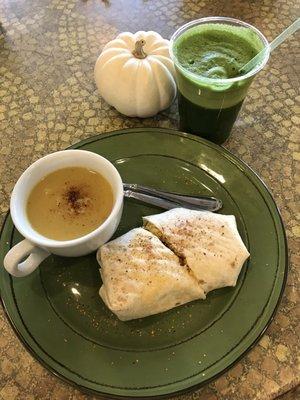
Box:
123 183 222 212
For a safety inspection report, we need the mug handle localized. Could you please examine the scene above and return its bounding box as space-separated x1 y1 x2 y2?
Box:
3 239 50 277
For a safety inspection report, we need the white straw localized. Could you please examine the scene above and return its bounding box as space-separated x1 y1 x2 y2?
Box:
240 18 300 74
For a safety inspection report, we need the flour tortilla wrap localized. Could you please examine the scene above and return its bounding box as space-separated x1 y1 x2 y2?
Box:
97 227 205 321
143 208 250 294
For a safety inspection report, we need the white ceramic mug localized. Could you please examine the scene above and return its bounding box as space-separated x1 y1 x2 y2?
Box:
4 150 123 277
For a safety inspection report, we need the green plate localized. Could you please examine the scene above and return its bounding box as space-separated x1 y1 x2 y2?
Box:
0 128 287 398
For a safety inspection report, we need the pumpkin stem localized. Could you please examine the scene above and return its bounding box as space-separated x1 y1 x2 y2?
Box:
133 39 147 59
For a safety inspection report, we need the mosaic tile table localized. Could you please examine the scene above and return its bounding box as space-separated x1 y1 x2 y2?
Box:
0 0 299 399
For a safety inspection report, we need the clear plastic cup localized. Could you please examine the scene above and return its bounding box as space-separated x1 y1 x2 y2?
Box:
170 17 270 144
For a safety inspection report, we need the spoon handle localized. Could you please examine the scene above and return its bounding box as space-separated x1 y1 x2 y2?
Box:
123 183 222 212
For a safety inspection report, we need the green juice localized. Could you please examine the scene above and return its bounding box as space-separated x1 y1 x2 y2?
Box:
173 22 265 143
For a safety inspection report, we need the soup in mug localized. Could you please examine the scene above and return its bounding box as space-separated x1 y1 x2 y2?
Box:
26 167 113 240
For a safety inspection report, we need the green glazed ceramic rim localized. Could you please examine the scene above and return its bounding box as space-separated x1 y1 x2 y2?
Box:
0 128 288 398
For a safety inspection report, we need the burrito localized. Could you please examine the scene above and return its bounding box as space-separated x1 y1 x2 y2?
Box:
97 228 205 321
143 208 250 294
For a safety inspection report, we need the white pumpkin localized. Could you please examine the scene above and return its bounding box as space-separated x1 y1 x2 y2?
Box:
94 31 177 118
